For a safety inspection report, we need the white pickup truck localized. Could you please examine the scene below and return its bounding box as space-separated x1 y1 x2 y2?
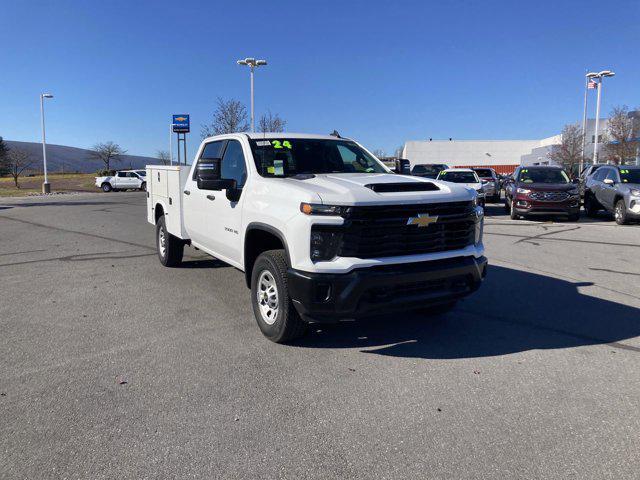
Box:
146 133 487 343
96 170 147 192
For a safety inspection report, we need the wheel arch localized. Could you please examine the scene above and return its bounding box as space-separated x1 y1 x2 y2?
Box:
244 223 291 288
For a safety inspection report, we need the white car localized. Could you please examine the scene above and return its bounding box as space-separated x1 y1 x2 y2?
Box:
437 168 485 205
147 133 487 343
95 170 147 192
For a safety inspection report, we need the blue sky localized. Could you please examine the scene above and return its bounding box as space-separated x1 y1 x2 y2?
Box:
1 0 638 159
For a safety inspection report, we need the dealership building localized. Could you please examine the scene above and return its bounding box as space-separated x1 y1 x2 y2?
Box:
401 116 634 174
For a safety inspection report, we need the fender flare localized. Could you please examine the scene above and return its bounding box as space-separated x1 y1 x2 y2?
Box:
244 222 292 287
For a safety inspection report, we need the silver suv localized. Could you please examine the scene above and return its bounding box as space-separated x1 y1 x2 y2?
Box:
584 165 640 224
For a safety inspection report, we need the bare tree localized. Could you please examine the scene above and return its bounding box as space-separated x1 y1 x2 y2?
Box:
372 149 386 159
90 141 126 171
201 98 249 138
548 123 583 176
604 106 639 165
258 111 287 133
7 148 33 188
156 150 171 165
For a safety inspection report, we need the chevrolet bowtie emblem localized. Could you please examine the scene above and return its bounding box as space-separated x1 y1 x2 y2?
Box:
407 213 438 227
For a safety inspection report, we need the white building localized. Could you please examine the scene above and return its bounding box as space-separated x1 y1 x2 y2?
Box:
402 115 637 173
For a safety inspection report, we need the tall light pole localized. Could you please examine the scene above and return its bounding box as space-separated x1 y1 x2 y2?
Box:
591 70 615 164
237 57 268 132
580 72 597 173
40 93 54 193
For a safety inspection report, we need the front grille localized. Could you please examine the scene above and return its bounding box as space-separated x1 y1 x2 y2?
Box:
337 201 476 259
529 191 570 201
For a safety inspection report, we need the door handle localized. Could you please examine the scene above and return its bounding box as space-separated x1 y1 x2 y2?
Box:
184 190 190 195
206 195 215 201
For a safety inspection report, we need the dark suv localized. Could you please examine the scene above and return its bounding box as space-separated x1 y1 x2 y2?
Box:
504 166 580 221
584 165 640 225
411 164 449 179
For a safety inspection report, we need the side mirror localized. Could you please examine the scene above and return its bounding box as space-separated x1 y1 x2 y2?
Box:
196 159 226 190
603 178 614 185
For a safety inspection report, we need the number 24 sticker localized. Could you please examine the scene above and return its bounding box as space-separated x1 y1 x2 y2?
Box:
271 140 292 149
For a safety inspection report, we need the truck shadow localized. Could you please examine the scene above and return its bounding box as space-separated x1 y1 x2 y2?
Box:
293 265 640 358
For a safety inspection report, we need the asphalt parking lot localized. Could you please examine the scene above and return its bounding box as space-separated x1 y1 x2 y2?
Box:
1 192 639 479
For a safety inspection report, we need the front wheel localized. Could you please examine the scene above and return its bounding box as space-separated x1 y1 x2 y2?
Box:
140 182 147 192
156 216 183 267
614 199 629 225
251 250 306 343
510 200 519 220
584 194 599 217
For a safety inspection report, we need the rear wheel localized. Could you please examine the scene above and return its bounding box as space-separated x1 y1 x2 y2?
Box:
614 199 629 225
156 216 183 267
101 182 112 192
140 182 147 192
251 250 306 343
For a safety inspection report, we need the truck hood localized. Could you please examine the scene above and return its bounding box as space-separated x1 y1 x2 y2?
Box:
282 173 474 205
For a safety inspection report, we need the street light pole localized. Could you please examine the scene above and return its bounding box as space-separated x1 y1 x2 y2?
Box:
40 93 53 193
580 72 593 174
592 70 615 165
237 57 268 132
169 123 173 166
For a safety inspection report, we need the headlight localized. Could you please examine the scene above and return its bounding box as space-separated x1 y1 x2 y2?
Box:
310 226 343 261
631 189 640 197
516 187 531 194
474 208 484 245
300 203 352 216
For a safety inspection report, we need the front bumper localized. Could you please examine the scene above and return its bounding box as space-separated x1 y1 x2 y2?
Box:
513 196 580 216
287 256 488 323
627 197 640 218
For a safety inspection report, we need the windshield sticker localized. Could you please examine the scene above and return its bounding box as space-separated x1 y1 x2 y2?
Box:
267 166 275 174
274 160 284 176
256 140 271 146
270 140 292 149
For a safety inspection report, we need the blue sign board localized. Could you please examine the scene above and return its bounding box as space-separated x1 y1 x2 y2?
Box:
172 114 190 133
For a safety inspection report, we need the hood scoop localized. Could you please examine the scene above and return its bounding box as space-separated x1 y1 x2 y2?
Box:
365 182 440 193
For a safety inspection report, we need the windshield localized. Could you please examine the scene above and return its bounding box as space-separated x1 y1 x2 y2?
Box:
438 171 478 183
518 168 569 184
249 138 386 177
474 169 493 177
412 164 445 177
619 168 640 184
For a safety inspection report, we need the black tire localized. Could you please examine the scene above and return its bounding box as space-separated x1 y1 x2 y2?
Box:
101 182 112 192
251 249 307 343
140 182 147 192
567 212 580 222
510 200 519 220
614 199 629 225
156 216 183 267
584 193 599 218
504 196 511 213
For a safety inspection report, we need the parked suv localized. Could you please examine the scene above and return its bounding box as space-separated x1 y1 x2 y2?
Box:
504 166 580 221
472 168 500 203
411 164 449 179
584 165 640 225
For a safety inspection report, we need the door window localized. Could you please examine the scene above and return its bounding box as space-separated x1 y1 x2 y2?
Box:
117 172 126 177
221 140 247 187
593 169 608 181
605 169 619 182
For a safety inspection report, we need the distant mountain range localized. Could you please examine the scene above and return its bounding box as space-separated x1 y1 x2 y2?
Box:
5 140 158 173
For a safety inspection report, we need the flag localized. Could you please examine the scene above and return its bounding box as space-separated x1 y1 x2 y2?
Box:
588 80 597 89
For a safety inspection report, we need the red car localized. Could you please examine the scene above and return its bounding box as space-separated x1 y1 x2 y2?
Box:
504 166 580 221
